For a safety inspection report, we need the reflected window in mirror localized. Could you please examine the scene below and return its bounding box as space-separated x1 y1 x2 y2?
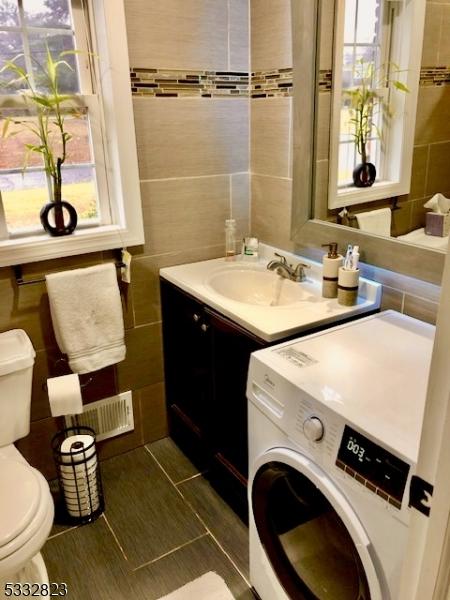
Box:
328 0 426 210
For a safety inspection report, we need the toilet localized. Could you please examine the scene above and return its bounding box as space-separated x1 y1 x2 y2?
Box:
0 330 54 593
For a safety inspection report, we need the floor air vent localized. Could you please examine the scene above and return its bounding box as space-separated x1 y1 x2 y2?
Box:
65 391 134 441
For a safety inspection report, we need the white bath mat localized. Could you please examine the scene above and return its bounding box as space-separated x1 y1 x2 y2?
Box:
157 571 235 600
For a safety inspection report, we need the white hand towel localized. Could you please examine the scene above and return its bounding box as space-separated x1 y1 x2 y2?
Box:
355 207 392 236
46 263 126 374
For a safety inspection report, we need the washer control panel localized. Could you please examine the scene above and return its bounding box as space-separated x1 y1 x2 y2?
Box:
287 394 411 511
336 425 410 509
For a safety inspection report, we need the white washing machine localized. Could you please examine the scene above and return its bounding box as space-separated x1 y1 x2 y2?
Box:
247 310 435 600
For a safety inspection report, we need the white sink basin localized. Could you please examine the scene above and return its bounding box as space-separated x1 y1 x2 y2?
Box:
207 268 314 306
159 245 382 341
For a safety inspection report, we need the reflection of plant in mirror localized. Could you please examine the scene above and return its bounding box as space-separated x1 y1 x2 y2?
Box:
344 59 409 167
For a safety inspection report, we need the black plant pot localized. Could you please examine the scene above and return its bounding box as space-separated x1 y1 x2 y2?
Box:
40 200 78 237
353 162 376 188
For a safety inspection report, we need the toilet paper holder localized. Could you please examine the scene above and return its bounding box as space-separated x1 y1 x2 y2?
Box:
52 426 105 525
43 378 92 393
42 363 93 393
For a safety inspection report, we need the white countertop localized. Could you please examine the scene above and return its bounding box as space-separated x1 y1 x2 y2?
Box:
160 244 382 342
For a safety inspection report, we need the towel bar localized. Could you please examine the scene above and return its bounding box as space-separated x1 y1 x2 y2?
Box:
339 198 400 223
12 250 126 286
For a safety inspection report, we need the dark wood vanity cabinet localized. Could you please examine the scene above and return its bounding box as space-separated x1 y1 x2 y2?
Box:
160 279 213 466
160 279 267 518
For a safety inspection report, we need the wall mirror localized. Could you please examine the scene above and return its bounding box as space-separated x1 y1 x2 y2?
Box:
291 1 446 284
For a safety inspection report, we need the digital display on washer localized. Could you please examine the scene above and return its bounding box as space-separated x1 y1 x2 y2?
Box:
336 425 410 503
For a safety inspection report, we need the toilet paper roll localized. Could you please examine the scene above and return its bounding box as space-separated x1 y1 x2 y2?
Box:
47 374 83 417
60 434 96 463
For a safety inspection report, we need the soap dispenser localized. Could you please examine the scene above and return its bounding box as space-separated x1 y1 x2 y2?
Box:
321 243 343 298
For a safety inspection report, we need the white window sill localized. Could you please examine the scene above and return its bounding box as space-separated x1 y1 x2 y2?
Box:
0 224 144 268
328 179 410 210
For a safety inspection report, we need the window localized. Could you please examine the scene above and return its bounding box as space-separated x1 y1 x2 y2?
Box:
0 0 143 266
338 0 388 188
328 0 426 209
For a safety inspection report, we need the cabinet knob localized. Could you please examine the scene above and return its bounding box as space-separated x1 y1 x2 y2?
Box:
193 313 201 322
200 323 209 332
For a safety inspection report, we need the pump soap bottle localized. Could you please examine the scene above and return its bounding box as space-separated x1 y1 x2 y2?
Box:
321 243 343 298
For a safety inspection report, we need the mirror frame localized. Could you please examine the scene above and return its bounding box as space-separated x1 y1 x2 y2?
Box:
290 0 445 286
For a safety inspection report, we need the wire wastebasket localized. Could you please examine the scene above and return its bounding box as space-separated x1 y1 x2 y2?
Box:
52 426 104 524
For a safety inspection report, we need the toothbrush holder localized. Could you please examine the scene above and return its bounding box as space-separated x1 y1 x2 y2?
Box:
337 267 360 306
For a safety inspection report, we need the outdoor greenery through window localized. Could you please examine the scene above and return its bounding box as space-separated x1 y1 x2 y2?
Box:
0 0 100 235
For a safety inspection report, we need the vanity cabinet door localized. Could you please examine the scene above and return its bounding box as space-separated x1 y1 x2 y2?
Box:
206 308 267 480
160 280 212 445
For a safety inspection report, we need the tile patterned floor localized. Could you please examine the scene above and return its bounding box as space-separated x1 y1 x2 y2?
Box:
43 439 253 600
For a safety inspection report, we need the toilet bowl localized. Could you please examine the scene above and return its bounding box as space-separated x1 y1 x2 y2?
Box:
0 330 55 595
0 451 54 584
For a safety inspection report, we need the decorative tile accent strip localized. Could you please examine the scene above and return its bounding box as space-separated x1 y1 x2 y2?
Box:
420 67 450 87
318 69 332 92
130 68 249 97
250 68 293 98
130 66 338 98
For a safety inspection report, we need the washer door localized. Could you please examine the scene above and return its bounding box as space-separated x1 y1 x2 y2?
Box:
251 448 383 600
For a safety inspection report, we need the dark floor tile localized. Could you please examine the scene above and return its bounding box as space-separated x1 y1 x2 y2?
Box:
147 437 199 483
178 475 250 579
101 447 205 568
130 534 253 600
43 516 133 600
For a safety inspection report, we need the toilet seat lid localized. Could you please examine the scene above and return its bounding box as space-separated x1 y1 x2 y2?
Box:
0 460 42 547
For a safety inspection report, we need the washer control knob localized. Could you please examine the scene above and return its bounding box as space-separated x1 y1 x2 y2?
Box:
303 416 324 442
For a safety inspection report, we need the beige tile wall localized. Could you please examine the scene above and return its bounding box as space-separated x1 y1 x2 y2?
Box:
1 0 250 480
251 0 292 72
126 0 249 72
134 98 249 179
250 0 293 251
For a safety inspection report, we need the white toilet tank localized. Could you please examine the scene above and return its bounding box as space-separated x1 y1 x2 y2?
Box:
0 330 36 446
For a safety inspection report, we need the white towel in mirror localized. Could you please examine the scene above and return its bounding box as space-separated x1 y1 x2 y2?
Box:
355 207 392 236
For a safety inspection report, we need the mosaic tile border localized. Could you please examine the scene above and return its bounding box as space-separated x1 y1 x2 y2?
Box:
129 65 450 99
315 68 450 91
318 70 332 92
420 67 450 87
130 68 249 97
251 68 293 98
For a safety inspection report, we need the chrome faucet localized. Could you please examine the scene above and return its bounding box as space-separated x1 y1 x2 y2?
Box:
267 253 310 282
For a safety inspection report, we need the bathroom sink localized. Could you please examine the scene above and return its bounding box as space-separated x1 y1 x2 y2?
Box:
206 268 314 306
159 244 382 341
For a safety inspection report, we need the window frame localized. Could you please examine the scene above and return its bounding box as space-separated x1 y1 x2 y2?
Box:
328 0 426 210
0 0 144 267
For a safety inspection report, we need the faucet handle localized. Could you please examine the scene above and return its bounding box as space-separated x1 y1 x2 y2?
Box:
293 262 311 282
274 252 287 265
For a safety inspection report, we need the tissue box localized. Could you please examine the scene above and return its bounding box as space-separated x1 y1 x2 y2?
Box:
425 212 450 237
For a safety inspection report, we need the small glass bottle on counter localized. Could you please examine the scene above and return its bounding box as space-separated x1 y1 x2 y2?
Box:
225 219 237 260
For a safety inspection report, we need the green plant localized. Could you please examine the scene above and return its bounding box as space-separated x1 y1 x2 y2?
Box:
344 59 409 165
0 45 80 205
